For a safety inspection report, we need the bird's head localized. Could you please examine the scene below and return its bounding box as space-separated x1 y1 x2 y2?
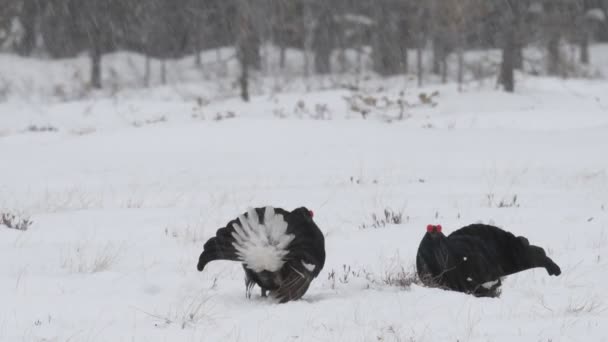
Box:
426 224 445 238
287 206 325 276
292 206 315 220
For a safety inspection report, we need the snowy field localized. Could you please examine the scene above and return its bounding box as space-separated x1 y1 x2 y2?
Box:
1 46 608 341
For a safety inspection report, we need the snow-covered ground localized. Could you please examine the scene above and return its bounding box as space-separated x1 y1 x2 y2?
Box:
1 46 608 341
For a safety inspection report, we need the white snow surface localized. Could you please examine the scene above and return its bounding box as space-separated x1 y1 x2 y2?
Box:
1 48 608 341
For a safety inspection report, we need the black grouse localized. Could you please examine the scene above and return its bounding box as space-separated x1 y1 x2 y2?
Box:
197 206 325 303
416 223 561 297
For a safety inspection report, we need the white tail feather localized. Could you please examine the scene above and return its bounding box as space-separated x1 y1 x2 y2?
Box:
231 207 294 272
302 260 316 272
481 279 500 289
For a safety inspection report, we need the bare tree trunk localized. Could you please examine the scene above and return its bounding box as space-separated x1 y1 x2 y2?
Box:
372 1 402 76
160 60 167 85
416 40 423 87
356 45 363 76
237 0 252 101
240 57 249 101
302 0 314 77
144 55 151 87
313 11 333 74
400 46 408 74
547 34 561 76
579 0 591 65
249 39 262 70
274 0 287 70
501 26 515 92
441 57 448 84
216 48 223 77
337 30 347 74
457 45 464 91
90 33 102 89
514 44 523 70
18 0 38 56
500 0 517 92
432 35 443 75
513 0 526 70
195 51 202 67
279 46 286 69
580 31 590 64
501 0 524 90
192 30 202 67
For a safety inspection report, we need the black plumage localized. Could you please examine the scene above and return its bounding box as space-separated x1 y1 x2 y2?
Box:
416 223 561 297
197 206 325 303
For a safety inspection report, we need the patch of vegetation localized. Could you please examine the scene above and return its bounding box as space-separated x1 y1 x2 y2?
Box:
486 193 520 208
131 116 167 127
343 90 439 121
349 176 378 185
136 295 213 329
213 111 236 121
359 208 405 229
25 125 58 133
382 267 420 289
1 212 32 231
327 264 374 289
273 100 332 120
326 264 419 291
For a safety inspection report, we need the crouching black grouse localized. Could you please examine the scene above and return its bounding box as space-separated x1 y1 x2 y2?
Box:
197 206 325 303
416 223 561 297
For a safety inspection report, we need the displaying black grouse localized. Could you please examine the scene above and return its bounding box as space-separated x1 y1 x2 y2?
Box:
416 224 561 297
197 206 325 303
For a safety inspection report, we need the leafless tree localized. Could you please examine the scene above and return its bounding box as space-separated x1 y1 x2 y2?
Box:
236 0 261 101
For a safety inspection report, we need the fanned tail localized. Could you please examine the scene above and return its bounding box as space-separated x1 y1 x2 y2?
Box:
197 206 294 273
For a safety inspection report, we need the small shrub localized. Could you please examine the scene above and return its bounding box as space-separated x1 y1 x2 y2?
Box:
1 212 32 231
62 242 122 273
70 127 96 136
382 267 420 289
359 208 405 229
565 298 606 315
349 176 378 185
191 99 207 120
138 295 213 329
213 111 236 121
273 107 288 119
343 92 406 120
343 90 438 121
418 91 439 106
497 194 520 208
0 77 9 101
326 264 419 291
287 100 331 120
486 193 520 208
132 116 167 127
25 125 58 133
312 103 331 120
327 264 374 289
486 193 495 207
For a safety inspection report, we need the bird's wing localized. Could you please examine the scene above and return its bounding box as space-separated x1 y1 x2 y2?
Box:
271 261 314 303
197 223 241 271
